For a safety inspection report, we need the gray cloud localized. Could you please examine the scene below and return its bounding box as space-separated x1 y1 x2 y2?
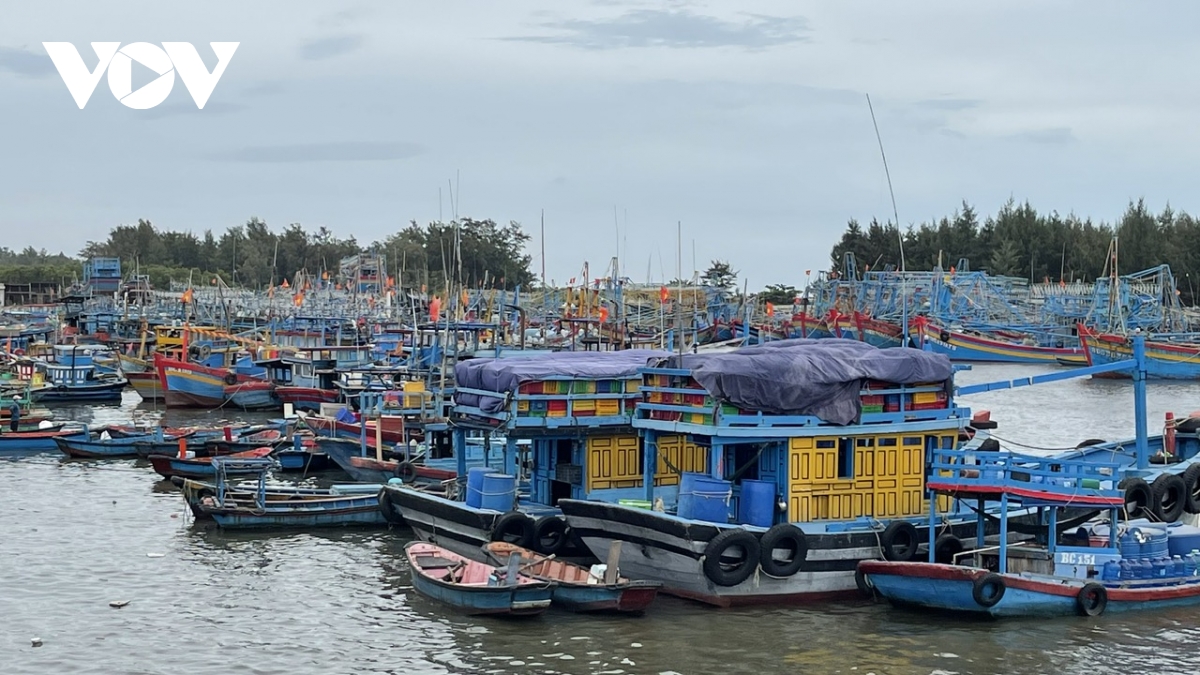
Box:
299 34 366 60
140 101 249 120
0 45 55 77
209 141 424 162
1010 127 1075 144
914 98 982 111
504 9 809 50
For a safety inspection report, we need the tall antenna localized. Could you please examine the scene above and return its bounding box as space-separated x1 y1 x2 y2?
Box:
866 93 904 272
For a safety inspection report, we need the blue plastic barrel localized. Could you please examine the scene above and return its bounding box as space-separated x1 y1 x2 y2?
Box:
690 477 732 524
1168 524 1200 556
1172 555 1186 576
465 467 491 508
737 479 776 528
1102 560 1121 581
1119 559 1133 580
676 472 705 519
479 473 516 511
1119 529 1143 558
1147 530 1170 558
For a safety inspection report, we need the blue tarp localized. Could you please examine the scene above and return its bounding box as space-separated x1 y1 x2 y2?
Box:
454 349 670 413
651 339 953 425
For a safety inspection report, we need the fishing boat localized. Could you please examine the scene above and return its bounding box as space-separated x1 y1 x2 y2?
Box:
154 351 266 409
185 456 387 529
32 345 128 403
0 426 90 454
148 446 274 479
178 474 383 519
126 371 163 401
261 345 375 412
223 379 279 411
856 447 1200 617
483 542 660 613
556 339 1002 607
405 541 555 616
55 433 155 458
1079 326 1200 379
911 319 1084 364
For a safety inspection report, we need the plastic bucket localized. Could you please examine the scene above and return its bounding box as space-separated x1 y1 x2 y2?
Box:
676 472 705 519
737 479 776 528
465 467 491 508
687 477 732 524
480 473 516 511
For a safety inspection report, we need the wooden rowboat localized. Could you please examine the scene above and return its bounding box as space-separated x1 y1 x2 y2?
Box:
483 542 660 613
148 447 274 479
55 433 155 458
406 541 554 616
0 426 90 454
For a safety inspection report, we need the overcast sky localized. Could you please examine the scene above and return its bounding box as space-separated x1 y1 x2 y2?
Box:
1 1 1197 289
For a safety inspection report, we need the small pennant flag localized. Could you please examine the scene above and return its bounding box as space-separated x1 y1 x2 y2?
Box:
659 286 669 303
765 302 775 317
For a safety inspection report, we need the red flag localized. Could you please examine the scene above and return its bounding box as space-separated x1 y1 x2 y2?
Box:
598 307 609 323
429 297 441 322
765 302 775 317
659 286 669 303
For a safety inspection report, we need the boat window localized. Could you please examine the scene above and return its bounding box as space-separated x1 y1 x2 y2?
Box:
902 436 922 446
942 435 955 449
837 437 853 479
878 437 898 447
816 439 836 449
855 438 874 447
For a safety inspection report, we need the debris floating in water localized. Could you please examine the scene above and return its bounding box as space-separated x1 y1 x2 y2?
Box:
109 600 130 608
146 553 164 558
31 638 42 647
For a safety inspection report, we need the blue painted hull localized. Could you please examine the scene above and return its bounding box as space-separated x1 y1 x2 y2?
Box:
1083 333 1200 379
550 582 660 613
861 562 1200 617
0 430 89 454
207 495 386 529
224 386 280 411
410 566 554 616
55 434 154 458
276 449 333 472
33 381 126 403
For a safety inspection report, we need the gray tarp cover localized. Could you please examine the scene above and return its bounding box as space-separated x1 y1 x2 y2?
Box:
454 349 670 413
650 338 952 425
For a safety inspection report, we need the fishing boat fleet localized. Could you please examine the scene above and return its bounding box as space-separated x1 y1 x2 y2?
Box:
9 252 1200 621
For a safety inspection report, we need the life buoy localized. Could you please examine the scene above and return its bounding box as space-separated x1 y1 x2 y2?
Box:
934 533 964 564
1076 582 1107 616
702 529 760 587
1118 477 1153 519
758 524 807 577
972 573 1006 607
377 489 404 525
533 516 570 555
854 567 874 598
1182 464 1200 514
1152 473 1187 522
223 372 238 386
881 521 919 562
491 511 535 548
397 461 418 484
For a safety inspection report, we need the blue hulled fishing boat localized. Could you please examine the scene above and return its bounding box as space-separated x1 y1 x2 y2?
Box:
0 426 89 454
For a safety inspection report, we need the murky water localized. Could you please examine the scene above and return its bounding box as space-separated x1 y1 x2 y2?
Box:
5 368 1200 675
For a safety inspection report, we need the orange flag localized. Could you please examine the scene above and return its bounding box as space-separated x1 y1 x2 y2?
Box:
182 288 194 304
659 286 669 303
765 302 775 317
429 297 441 322
598 307 609 322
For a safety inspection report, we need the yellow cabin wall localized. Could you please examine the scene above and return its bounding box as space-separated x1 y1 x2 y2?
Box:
787 433 929 523
583 433 709 492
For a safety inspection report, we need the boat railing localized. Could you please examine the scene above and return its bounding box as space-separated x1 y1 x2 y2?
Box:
926 449 1125 506
635 365 960 431
451 376 640 430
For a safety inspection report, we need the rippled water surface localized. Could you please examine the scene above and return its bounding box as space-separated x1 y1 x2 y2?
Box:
6 368 1200 675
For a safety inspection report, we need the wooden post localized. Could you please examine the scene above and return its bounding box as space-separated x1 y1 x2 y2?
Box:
604 540 620 584
374 410 383 463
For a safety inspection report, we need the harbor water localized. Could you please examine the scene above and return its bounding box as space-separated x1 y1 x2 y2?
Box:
5 364 1200 675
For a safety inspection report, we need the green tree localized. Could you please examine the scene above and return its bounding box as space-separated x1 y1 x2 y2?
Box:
700 260 738 291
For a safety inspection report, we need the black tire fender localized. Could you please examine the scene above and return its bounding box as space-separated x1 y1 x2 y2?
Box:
533 516 570 555
378 488 404 525
397 461 418 484
939 330 951 343
1118 477 1153 520
758 524 807 577
934 533 964 564
881 521 920 562
1075 438 1106 449
854 567 874 598
1152 473 1187 522
972 572 1006 608
223 372 238 386
1183 463 1200 514
702 529 761 587
1076 582 1108 616
491 511 536 548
